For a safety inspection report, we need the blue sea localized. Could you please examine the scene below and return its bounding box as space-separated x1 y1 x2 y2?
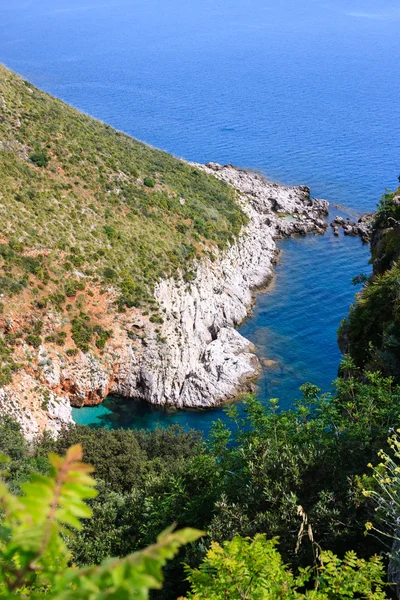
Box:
1 0 399 435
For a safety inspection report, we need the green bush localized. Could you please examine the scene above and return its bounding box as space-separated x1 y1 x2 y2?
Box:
71 315 93 352
29 149 50 167
25 333 41 348
64 279 85 297
0 367 12 387
186 535 387 599
66 348 79 357
143 177 155 188
0 444 201 599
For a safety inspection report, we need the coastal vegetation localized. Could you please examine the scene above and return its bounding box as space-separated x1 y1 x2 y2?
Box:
0 370 398 598
339 187 400 381
0 440 390 599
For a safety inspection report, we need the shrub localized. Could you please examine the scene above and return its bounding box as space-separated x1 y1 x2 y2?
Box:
64 279 85 297
66 348 79 357
29 149 50 168
185 535 387 599
103 267 117 281
71 317 93 352
93 325 111 350
143 177 155 188
0 367 12 387
49 293 66 310
25 333 41 348
0 444 201 598
56 331 67 345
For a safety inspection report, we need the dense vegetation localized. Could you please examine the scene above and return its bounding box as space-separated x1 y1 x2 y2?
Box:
0 443 390 599
339 186 400 380
1 364 400 598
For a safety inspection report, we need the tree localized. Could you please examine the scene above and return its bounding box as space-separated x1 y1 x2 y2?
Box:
0 444 202 599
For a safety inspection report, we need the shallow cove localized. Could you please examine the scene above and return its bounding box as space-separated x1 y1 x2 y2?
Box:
72 224 370 436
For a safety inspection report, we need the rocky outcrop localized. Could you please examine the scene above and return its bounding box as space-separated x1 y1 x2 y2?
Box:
0 371 72 440
329 214 374 243
111 163 328 408
1 163 329 435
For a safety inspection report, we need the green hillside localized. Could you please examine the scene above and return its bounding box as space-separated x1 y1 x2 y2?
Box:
0 64 246 310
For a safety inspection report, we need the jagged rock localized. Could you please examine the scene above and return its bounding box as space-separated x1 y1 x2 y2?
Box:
0 371 72 440
343 224 356 236
330 213 374 243
333 216 346 225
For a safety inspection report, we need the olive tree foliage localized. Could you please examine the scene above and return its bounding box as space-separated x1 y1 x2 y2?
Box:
0 444 202 599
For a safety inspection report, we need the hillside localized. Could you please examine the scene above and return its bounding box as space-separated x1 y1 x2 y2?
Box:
0 65 251 430
0 64 249 302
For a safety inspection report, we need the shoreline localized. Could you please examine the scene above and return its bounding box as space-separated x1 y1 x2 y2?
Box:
114 163 329 410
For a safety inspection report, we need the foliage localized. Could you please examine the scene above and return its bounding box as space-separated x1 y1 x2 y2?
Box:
28 150 49 168
0 368 399 598
0 64 247 314
24 369 399 597
362 432 400 551
71 315 93 352
0 444 202 599
339 186 400 381
339 264 400 378
185 535 387 599
144 177 155 188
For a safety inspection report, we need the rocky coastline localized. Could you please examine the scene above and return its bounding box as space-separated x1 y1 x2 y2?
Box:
0 163 329 438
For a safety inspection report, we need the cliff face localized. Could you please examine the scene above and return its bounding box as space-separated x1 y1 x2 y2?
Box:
0 163 328 436
133 163 328 408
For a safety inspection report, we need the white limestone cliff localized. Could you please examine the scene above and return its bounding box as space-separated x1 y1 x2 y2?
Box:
115 163 328 407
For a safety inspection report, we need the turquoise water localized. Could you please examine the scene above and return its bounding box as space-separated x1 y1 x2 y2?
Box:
1 0 399 433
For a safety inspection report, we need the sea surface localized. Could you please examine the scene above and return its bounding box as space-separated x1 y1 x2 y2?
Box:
1 0 399 435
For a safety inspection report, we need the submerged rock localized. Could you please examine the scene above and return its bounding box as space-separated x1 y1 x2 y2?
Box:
261 358 280 369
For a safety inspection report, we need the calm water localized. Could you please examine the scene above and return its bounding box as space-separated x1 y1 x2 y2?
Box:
1 0 399 434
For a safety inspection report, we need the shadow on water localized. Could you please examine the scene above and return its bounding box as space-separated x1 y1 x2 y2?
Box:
72 395 249 437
